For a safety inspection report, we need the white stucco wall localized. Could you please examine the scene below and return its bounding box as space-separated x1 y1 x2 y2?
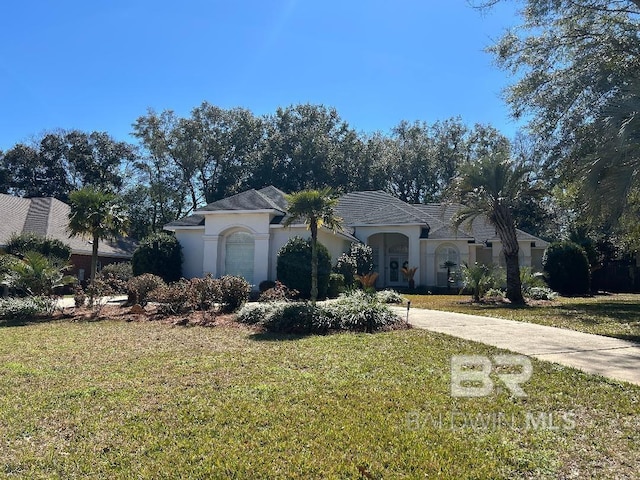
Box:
269 226 351 281
422 239 471 287
175 229 205 279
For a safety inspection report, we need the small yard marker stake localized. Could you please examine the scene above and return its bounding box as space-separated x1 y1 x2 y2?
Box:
406 300 411 323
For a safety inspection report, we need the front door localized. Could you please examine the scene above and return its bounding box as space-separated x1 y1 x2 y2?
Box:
387 255 408 287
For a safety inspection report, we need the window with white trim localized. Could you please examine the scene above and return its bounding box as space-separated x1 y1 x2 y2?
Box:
224 231 254 284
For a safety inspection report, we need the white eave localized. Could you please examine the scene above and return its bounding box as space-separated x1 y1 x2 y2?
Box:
193 208 285 215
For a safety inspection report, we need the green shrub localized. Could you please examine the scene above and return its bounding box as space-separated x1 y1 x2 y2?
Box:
150 279 191 314
217 275 251 313
237 303 282 325
526 286 558 301
334 243 374 287
520 266 547 294
349 243 374 275
132 232 182 282
324 290 403 332
543 241 591 295
263 303 333 334
484 288 505 299
460 263 502 302
97 262 133 294
127 274 166 306
376 289 405 304
5 232 71 261
276 236 331 299
327 273 345 298
4 251 75 296
0 296 56 321
334 253 356 287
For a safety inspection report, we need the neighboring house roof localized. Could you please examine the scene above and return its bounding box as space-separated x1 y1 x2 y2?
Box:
0 193 137 258
165 186 547 247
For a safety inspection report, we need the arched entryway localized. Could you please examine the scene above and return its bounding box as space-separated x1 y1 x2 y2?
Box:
366 233 409 288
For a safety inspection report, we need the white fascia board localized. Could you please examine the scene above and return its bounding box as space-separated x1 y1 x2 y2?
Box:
163 225 205 232
350 223 424 227
193 208 284 215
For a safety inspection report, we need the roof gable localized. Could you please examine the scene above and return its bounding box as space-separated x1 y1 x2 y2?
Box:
197 188 287 213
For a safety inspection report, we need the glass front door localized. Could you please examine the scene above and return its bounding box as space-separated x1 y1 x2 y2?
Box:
387 255 408 286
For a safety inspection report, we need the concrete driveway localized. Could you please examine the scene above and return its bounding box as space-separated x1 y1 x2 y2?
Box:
394 306 640 386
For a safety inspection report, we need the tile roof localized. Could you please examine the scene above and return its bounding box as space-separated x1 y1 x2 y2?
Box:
0 194 136 257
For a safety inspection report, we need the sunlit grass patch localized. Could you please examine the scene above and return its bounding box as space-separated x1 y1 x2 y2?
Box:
0 320 637 478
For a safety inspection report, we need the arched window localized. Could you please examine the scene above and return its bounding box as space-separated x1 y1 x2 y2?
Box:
225 231 254 284
435 244 460 287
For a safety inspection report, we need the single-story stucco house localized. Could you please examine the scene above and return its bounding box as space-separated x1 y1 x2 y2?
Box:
165 186 548 290
0 194 136 281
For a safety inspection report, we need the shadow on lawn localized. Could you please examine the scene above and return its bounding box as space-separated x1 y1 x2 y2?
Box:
557 301 640 324
0 315 59 328
248 332 310 342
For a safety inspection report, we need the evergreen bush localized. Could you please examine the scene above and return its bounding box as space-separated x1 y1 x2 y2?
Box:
132 232 182 282
276 236 331 299
543 241 591 295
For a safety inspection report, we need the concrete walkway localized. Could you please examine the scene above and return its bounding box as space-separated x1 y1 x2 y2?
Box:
393 306 640 386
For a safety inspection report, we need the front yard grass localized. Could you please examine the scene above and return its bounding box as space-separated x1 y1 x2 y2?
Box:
0 319 638 478
405 293 640 342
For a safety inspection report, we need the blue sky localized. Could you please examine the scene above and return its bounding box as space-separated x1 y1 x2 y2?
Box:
0 1 521 150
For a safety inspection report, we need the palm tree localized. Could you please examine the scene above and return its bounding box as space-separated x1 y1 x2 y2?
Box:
68 187 128 283
452 152 544 304
283 188 343 303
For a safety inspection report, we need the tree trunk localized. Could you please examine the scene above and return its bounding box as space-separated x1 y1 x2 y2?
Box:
310 222 318 304
493 205 525 304
91 233 99 283
504 252 524 304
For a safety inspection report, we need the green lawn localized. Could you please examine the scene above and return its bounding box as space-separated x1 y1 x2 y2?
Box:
0 319 638 478
405 293 640 342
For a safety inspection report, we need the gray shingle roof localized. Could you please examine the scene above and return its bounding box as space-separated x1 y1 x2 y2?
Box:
165 187 547 247
412 203 547 245
197 188 287 213
335 191 429 226
164 215 205 228
0 194 136 257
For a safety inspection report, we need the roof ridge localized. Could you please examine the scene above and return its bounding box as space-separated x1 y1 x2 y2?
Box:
255 189 287 212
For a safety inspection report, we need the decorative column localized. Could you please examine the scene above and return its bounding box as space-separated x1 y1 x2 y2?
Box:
203 235 220 277
254 233 271 288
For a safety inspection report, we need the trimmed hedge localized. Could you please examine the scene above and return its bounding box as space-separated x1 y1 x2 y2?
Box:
132 232 182 282
543 241 591 295
276 236 331 299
